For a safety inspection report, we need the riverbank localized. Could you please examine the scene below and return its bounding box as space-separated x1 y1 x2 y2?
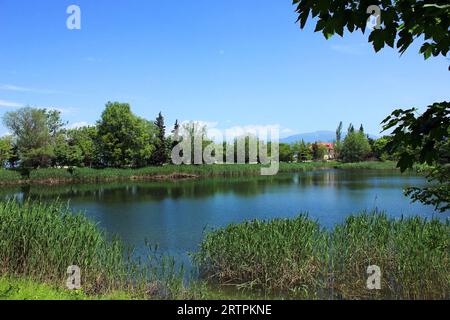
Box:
0 161 398 186
0 277 132 300
0 200 200 300
1 199 447 300
196 213 450 300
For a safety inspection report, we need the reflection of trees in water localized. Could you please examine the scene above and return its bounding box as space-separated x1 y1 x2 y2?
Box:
295 170 399 190
3 175 297 202
0 170 412 203
296 171 342 188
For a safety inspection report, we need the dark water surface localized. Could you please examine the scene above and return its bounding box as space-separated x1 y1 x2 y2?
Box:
2 170 447 268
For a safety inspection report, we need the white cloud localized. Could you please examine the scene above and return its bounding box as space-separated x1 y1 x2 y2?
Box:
47 106 78 114
0 99 23 108
0 85 27 91
0 99 79 114
223 124 282 141
0 84 62 94
180 120 219 129
281 128 296 135
178 120 294 142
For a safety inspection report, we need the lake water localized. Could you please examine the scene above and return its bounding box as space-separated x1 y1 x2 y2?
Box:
2 169 448 269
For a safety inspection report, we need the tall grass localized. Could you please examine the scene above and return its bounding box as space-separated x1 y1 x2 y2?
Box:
196 213 449 299
0 162 353 185
0 162 402 186
0 169 22 183
334 161 397 170
195 215 329 298
70 163 338 181
0 200 190 299
29 168 74 181
330 214 449 299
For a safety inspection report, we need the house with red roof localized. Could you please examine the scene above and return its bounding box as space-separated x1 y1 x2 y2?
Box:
319 142 335 160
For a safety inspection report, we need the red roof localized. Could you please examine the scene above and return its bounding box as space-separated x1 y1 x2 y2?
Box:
319 142 334 150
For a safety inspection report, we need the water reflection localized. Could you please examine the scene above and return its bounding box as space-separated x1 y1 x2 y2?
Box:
1 170 447 269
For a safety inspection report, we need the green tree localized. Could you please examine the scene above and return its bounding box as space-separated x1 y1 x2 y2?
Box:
53 132 75 167
279 143 294 162
97 102 157 168
167 120 180 156
2 107 63 168
340 125 371 162
312 143 328 161
52 126 98 167
382 102 449 212
45 109 67 138
7 144 20 168
336 121 343 143
293 0 449 64
293 1 449 211
177 121 211 164
348 124 355 134
69 126 98 167
0 136 13 168
294 140 313 162
151 112 168 165
335 121 343 159
372 136 393 161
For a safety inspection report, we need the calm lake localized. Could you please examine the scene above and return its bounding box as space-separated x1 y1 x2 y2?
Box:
2 169 448 269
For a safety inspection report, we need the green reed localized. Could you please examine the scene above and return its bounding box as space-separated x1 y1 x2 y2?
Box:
0 200 190 299
333 161 397 170
1 162 342 185
195 215 329 298
196 212 449 299
0 169 22 183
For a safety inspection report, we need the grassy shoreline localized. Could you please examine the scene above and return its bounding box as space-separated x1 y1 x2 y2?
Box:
0 161 398 186
0 200 198 300
1 199 447 300
196 213 449 300
0 277 133 300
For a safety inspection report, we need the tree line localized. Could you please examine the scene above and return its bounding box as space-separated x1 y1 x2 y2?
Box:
277 122 395 163
0 102 173 171
0 102 397 172
0 102 276 170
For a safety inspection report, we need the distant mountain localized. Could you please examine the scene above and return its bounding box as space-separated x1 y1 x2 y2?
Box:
280 131 379 144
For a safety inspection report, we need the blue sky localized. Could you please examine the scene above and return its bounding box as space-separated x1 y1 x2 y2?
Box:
0 0 449 137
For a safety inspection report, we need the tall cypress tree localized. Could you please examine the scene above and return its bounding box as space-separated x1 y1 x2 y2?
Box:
172 120 179 139
348 123 355 134
152 112 168 165
336 121 343 143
